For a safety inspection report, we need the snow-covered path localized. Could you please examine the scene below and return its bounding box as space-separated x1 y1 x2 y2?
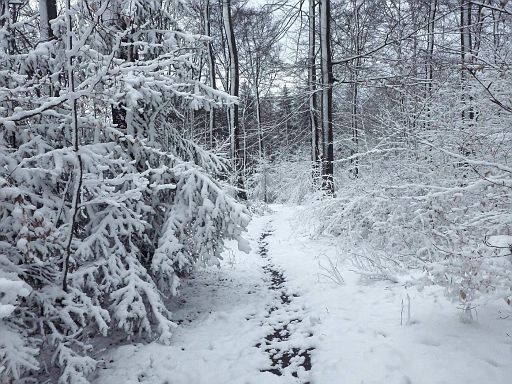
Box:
94 206 512 384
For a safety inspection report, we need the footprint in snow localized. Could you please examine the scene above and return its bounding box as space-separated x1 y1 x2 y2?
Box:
256 225 315 383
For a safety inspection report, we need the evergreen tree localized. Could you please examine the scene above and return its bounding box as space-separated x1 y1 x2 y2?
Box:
0 1 249 382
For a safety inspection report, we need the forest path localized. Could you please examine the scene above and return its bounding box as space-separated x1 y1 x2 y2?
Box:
93 206 512 384
92 207 318 384
256 223 314 381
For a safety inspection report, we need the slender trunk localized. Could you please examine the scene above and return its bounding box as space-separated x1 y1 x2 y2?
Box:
3 2 16 146
204 0 216 148
223 0 246 200
492 10 498 65
189 109 195 140
473 4 484 57
39 0 58 41
38 0 58 97
241 100 247 174
8 4 16 56
466 1 474 122
308 0 320 169
285 113 289 154
256 90 263 159
460 0 474 124
255 89 267 203
350 78 359 178
112 16 130 132
426 0 437 96
424 0 437 130
410 1 418 131
62 0 83 293
223 0 237 158
0 1 6 30
319 0 334 195
350 0 360 178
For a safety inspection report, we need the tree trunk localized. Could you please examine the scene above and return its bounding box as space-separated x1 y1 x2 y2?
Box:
62 0 83 293
308 0 320 170
112 15 130 133
39 0 58 41
460 0 474 124
350 0 360 178
425 0 437 128
204 0 216 148
426 0 437 96
319 0 334 195
241 98 247 174
256 89 263 159
223 0 247 200
350 78 359 178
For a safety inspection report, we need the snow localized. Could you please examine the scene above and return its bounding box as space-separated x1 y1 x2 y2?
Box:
0 277 31 318
0 304 16 319
487 235 512 249
93 206 512 384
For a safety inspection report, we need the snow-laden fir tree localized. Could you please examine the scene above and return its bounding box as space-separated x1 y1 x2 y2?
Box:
0 0 249 382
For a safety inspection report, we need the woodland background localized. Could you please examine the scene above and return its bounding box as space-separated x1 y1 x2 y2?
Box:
0 0 511 382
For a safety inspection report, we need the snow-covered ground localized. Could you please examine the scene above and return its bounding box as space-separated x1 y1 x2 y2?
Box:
93 206 512 384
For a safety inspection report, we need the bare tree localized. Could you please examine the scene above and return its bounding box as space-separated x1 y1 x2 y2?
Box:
426 0 438 102
460 0 475 123
223 0 247 199
309 0 321 171
319 0 334 195
204 0 217 148
238 7 281 160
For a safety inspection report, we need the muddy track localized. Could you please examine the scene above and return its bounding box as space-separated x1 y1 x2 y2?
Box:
256 225 313 382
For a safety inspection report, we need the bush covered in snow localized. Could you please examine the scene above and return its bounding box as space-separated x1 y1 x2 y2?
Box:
310 116 512 318
248 154 319 205
0 271 38 380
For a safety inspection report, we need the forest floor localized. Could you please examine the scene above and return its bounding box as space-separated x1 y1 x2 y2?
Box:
93 206 512 384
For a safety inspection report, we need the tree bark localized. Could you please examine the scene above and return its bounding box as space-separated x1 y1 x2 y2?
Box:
460 0 474 123
39 0 58 41
309 0 320 172
62 0 83 293
223 0 247 200
256 90 263 159
204 0 216 148
112 15 130 133
425 0 438 128
350 0 360 178
426 0 437 96
319 0 334 195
